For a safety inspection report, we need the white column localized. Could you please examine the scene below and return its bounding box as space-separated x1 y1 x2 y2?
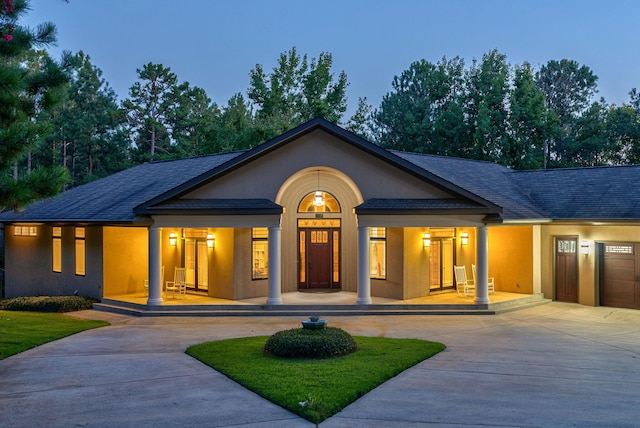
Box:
147 225 163 305
357 225 372 304
266 224 282 305
474 225 490 304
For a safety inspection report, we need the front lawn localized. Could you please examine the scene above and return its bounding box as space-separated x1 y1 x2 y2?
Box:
187 335 445 424
0 310 109 360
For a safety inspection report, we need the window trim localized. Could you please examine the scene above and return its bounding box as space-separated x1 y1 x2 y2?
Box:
52 227 62 273
75 227 86 276
370 227 387 280
251 227 268 280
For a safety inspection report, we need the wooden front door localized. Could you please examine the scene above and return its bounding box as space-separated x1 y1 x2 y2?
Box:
298 228 340 290
555 237 578 302
600 243 640 310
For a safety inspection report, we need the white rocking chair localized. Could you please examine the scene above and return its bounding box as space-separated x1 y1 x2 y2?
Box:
454 265 475 297
165 267 187 299
472 264 495 294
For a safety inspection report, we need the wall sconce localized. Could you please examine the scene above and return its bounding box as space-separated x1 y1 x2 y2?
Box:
207 234 215 248
460 231 469 245
169 232 177 246
423 233 431 247
580 240 593 255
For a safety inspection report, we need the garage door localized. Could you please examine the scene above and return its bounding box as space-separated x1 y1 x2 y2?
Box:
600 243 640 310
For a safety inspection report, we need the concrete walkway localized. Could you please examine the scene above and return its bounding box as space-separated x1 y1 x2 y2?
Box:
1 302 639 427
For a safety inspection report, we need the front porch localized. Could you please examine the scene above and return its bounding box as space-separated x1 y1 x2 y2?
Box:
96 290 549 317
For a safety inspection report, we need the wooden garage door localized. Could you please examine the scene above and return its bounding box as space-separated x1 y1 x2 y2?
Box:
600 243 640 310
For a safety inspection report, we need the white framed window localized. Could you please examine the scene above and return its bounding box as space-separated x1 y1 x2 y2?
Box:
252 228 268 280
53 227 62 273
75 227 85 276
370 227 386 279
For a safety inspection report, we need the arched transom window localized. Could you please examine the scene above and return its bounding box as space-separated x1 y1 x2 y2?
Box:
297 191 341 213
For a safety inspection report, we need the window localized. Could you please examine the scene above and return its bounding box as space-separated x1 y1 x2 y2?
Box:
370 227 386 279
75 227 85 276
53 227 62 273
252 228 268 280
14 225 37 236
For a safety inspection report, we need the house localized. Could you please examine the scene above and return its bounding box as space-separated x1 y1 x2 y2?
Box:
3 118 640 311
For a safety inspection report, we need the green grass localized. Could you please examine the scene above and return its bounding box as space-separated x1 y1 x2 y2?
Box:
0 311 109 360
187 335 445 424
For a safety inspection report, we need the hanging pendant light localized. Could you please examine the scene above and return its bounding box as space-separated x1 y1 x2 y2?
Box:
313 170 325 207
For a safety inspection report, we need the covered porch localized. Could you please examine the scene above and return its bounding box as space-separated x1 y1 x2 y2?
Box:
96 290 548 316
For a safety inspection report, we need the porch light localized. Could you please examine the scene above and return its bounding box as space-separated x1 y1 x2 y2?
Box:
423 233 431 247
313 190 325 207
313 170 324 207
169 232 177 246
461 232 469 245
207 234 215 248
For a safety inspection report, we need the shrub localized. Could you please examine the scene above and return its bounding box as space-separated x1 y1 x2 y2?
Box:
0 296 98 312
264 326 358 359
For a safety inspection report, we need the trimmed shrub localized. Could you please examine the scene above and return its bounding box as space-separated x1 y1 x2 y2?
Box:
0 296 98 312
264 327 358 359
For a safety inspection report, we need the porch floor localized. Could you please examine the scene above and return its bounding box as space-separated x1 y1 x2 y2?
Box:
99 290 549 316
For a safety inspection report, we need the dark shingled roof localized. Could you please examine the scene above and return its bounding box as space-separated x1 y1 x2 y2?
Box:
392 151 547 220
0 152 242 223
511 166 640 220
356 198 492 215
143 199 282 215
3 117 640 225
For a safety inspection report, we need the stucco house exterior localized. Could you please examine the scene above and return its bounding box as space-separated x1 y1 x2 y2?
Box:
2 118 640 311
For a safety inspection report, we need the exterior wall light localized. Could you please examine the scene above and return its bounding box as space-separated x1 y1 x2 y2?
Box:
207 234 215 248
423 233 431 247
580 240 593 255
169 232 177 246
461 231 469 245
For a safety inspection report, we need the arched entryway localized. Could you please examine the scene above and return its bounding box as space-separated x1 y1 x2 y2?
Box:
275 167 363 294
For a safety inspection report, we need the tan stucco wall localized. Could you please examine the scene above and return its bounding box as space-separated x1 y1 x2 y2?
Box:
5 225 103 299
371 227 404 299
539 224 640 306
208 227 234 299
402 228 430 299
488 226 534 294
103 227 147 296
232 228 268 299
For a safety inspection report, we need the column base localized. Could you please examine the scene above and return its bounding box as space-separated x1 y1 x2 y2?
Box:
147 297 164 305
474 296 490 304
266 297 282 305
356 297 372 305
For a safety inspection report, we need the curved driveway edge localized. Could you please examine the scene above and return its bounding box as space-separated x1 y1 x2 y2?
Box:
1 303 639 427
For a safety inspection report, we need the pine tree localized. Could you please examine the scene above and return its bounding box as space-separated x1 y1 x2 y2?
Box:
0 0 69 211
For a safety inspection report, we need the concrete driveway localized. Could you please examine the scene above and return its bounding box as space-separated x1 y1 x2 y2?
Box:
1 302 639 427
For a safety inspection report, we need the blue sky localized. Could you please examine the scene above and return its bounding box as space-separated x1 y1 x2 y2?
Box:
23 0 640 117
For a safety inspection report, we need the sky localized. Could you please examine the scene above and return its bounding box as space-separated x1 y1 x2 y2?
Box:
22 0 640 118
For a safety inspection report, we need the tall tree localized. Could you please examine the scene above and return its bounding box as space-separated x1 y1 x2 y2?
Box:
40 51 130 186
165 81 219 157
373 56 467 155
464 49 510 163
123 62 177 161
536 59 598 167
507 63 558 170
248 47 349 141
0 0 69 211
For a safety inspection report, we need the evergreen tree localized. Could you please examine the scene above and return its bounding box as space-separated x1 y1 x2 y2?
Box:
0 0 69 211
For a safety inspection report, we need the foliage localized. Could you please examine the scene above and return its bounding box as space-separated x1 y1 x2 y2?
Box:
0 295 98 312
123 62 177 161
248 46 349 141
263 326 358 359
0 310 108 359
187 335 445 424
0 0 70 211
